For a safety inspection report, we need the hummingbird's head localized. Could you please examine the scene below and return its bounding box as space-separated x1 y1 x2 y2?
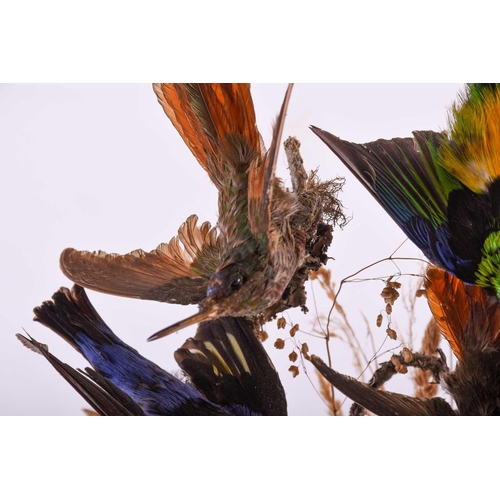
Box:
206 264 246 301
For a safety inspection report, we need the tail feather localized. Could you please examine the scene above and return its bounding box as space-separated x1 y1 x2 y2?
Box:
153 83 262 187
31 286 230 415
16 333 144 416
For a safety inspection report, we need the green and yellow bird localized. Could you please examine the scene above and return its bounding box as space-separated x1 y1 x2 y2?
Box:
312 83 500 297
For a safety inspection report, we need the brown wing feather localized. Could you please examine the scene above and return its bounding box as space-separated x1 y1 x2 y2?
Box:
247 84 293 245
310 355 455 416
60 215 220 305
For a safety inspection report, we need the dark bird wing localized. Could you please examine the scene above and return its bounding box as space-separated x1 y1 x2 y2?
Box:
60 215 221 305
175 317 287 416
310 355 455 416
30 285 233 415
310 126 452 230
309 125 491 280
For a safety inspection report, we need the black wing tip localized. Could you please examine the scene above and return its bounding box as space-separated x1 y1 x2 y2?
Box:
32 285 86 320
309 125 344 145
32 284 107 353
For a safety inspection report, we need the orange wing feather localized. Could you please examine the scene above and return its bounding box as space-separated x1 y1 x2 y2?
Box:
153 84 261 185
153 84 212 168
424 266 500 359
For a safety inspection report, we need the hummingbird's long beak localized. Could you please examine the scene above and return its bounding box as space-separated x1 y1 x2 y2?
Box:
147 308 217 342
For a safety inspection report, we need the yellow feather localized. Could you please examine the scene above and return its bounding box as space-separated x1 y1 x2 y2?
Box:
440 89 500 192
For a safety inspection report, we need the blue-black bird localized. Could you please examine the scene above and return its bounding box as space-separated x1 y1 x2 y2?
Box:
311 83 500 298
18 285 287 416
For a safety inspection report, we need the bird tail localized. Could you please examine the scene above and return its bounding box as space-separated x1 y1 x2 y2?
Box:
33 285 122 354
153 83 263 187
31 285 229 415
16 333 144 415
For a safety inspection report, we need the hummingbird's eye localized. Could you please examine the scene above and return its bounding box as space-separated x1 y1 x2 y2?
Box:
231 276 243 289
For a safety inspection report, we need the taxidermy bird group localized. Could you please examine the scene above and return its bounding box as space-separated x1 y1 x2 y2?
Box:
18 83 500 415
20 83 341 416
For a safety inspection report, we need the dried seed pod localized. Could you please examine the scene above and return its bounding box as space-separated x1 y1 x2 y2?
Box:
385 303 392 315
289 324 299 337
289 365 299 378
277 317 286 329
402 347 413 363
274 338 285 349
386 327 397 340
257 330 268 342
415 289 426 298
391 354 408 374
301 343 311 360
289 351 298 362
391 354 401 369
376 313 383 327
381 286 400 305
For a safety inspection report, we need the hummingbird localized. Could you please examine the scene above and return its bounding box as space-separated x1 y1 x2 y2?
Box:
60 84 339 340
18 284 287 416
311 83 500 298
311 265 500 416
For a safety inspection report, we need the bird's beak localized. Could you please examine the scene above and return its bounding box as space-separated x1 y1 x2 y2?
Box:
147 307 217 341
